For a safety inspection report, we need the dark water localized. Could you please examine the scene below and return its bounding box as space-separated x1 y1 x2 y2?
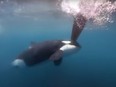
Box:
0 1 116 87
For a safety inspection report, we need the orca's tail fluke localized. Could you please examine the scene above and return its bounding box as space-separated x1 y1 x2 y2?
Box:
71 14 87 45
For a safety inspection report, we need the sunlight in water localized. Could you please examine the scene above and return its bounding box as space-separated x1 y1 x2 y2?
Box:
61 0 80 15
60 0 116 25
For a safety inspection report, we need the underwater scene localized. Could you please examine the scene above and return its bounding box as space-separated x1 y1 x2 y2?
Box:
0 0 116 87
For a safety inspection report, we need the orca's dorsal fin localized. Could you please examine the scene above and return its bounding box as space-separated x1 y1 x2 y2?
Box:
71 14 87 43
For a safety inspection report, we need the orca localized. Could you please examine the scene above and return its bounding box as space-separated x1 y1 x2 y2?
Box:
12 14 87 68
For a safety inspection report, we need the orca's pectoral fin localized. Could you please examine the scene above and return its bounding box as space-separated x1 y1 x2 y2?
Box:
49 50 63 61
53 58 62 66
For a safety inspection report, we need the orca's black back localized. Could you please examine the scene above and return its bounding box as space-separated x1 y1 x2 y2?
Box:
18 40 64 66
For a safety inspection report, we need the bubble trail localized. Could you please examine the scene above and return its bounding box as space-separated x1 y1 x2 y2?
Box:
60 0 116 25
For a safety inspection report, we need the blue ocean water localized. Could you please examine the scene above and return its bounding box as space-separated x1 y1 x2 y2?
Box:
0 1 116 87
